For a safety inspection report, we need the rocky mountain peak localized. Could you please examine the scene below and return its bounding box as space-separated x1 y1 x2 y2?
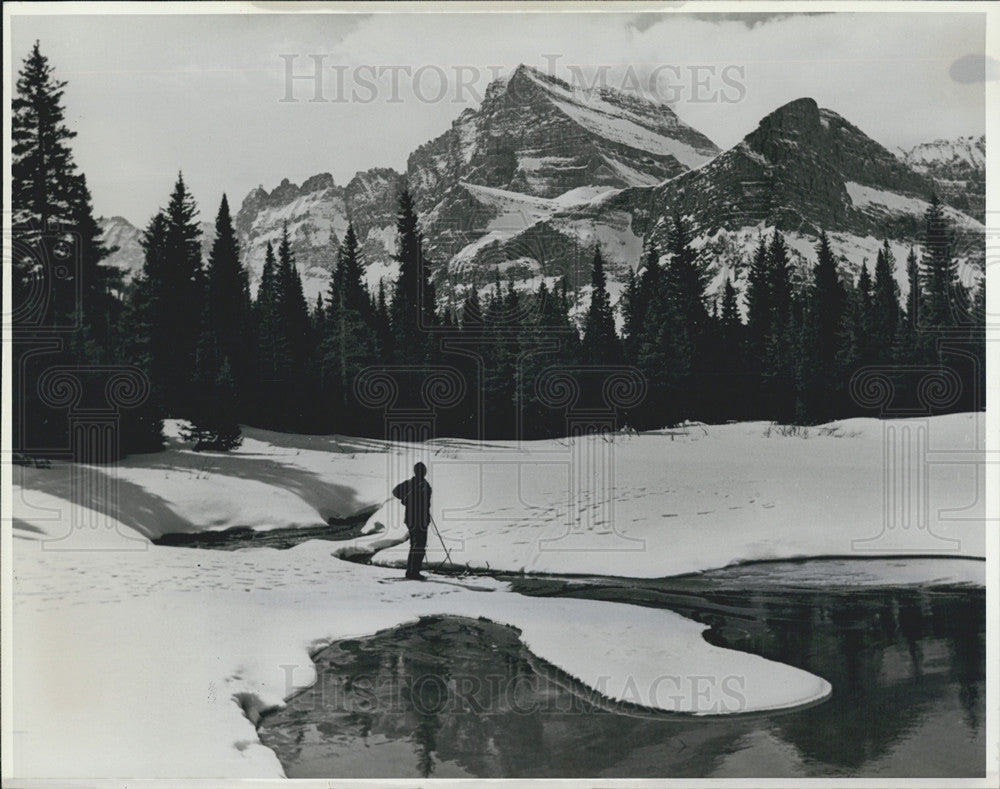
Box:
301 172 336 193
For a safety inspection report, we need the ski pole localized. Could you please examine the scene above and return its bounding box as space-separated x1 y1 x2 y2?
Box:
429 513 455 566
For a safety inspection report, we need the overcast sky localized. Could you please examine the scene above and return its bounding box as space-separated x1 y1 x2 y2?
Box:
9 9 987 227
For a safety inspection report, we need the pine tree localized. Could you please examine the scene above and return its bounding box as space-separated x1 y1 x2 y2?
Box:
182 355 242 451
905 247 920 330
460 284 486 336
155 173 204 415
838 262 875 411
661 213 710 419
276 222 311 374
255 242 282 379
373 279 392 357
480 277 520 437
390 186 436 364
581 247 620 365
120 213 170 452
921 193 964 332
744 236 771 417
622 241 660 365
872 239 900 361
894 246 925 372
205 195 252 388
12 42 123 452
719 277 743 350
183 194 253 445
322 223 378 416
745 237 771 360
714 276 746 420
762 231 797 422
801 232 846 421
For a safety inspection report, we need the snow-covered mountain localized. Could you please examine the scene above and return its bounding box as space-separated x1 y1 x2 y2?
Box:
98 215 144 278
98 169 403 301
99 215 215 283
897 134 985 222
445 97 985 309
409 63 719 215
639 98 985 296
233 168 402 298
99 71 984 312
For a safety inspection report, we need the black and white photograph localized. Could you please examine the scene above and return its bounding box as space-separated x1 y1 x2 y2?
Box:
2 1 997 785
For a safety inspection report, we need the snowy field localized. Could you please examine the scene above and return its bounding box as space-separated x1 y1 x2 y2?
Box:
8 413 986 777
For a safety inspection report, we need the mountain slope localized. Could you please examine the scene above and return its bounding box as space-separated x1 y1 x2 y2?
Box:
233 169 403 298
898 135 985 221
408 63 719 217
438 98 984 312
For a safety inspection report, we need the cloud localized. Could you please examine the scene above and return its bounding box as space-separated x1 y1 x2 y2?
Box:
950 53 1000 84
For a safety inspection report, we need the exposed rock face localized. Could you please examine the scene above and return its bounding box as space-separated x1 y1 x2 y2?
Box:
444 98 984 312
898 135 985 222
232 169 403 298
649 98 938 241
99 215 214 282
407 64 720 217
99 215 145 279
100 79 984 316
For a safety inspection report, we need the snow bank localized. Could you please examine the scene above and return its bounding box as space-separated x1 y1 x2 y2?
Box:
13 422 396 539
368 413 986 578
14 414 985 578
10 412 984 776
11 524 829 778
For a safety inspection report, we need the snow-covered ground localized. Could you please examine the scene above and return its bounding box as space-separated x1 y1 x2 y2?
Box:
11 501 829 777
8 413 986 777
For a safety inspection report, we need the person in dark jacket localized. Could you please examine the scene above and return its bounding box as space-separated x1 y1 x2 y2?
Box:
393 462 432 580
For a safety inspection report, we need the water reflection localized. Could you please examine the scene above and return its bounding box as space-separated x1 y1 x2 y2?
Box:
258 584 984 778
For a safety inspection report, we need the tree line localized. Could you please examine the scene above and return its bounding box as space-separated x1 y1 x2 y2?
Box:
12 43 985 460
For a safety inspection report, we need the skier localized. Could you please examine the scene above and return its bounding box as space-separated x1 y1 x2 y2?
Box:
392 462 432 580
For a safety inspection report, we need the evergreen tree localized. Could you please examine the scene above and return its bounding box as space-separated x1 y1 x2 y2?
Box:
838 262 875 412
712 276 746 421
373 279 392 357
581 247 620 364
183 194 253 446
622 241 660 365
744 237 771 417
761 231 798 422
276 222 311 374
460 285 485 333
745 237 771 357
120 213 170 452
390 187 436 364
872 239 900 361
662 213 710 419
800 232 846 421
205 194 252 388
719 277 743 350
321 223 378 418
312 293 326 332
905 247 920 330
181 356 242 451
481 277 520 437
12 42 123 453
156 173 204 415
894 246 925 374
921 193 964 332
255 242 282 381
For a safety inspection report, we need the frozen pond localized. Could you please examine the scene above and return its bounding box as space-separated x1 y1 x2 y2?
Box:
258 562 985 778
